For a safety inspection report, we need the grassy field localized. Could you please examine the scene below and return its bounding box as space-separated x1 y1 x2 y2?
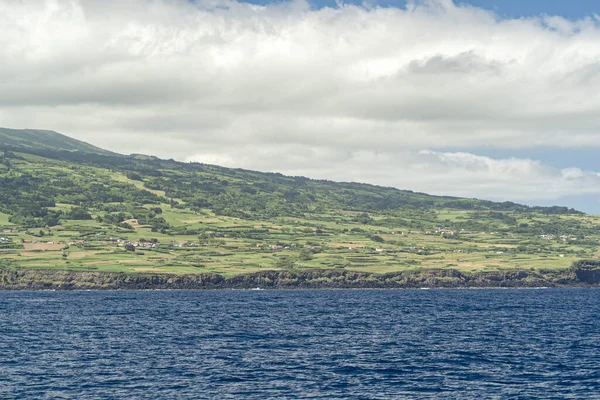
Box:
0 144 596 277
0 212 13 226
1 202 593 276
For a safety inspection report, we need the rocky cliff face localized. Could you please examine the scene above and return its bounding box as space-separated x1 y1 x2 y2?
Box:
0 267 587 290
572 260 600 284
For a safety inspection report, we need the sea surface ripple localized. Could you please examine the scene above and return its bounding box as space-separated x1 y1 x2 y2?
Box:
0 289 598 399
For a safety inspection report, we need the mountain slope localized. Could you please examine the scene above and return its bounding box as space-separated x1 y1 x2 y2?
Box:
0 128 116 155
0 128 582 223
0 128 595 280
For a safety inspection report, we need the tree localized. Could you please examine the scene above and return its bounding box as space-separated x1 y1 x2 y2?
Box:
371 235 384 243
299 248 313 261
126 172 142 181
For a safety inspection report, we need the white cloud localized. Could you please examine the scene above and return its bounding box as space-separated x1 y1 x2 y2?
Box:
186 147 600 203
3 0 600 204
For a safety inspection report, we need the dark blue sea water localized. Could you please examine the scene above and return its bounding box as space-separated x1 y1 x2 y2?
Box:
0 289 599 399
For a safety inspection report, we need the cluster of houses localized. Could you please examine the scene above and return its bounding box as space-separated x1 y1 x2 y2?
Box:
263 243 388 252
64 237 203 249
0 237 10 244
268 244 300 250
257 243 322 251
541 234 578 241
256 243 323 251
122 241 158 249
260 243 451 254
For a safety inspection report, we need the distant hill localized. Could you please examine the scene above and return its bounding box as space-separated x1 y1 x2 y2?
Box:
0 128 581 228
0 128 117 156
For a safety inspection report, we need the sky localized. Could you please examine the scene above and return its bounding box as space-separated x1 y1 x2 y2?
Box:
2 0 600 212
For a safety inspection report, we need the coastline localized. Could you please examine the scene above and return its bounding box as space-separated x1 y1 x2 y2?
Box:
1 267 598 290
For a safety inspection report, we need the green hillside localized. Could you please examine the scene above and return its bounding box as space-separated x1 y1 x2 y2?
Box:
0 128 116 155
0 129 596 279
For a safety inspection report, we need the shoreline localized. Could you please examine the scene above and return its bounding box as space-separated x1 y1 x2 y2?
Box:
2 287 598 292
1 266 598 290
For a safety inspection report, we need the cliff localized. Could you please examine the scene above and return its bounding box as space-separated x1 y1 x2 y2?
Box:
0 267 590 290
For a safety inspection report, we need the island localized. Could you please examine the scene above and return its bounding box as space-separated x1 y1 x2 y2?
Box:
1 128 599 289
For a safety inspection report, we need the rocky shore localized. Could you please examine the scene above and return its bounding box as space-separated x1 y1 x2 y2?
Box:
1 264 599 290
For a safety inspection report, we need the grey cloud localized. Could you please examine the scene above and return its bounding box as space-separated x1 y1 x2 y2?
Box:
3 0 600 203
0 77 206 107
407 51 502 75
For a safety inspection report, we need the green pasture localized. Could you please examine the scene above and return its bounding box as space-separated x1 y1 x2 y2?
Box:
0 212 14 226
2 148 597 277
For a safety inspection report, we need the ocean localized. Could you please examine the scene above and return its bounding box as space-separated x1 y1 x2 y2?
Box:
0 289 598 399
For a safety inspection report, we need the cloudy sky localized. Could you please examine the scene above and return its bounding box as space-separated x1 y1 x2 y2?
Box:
2 0 600 212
